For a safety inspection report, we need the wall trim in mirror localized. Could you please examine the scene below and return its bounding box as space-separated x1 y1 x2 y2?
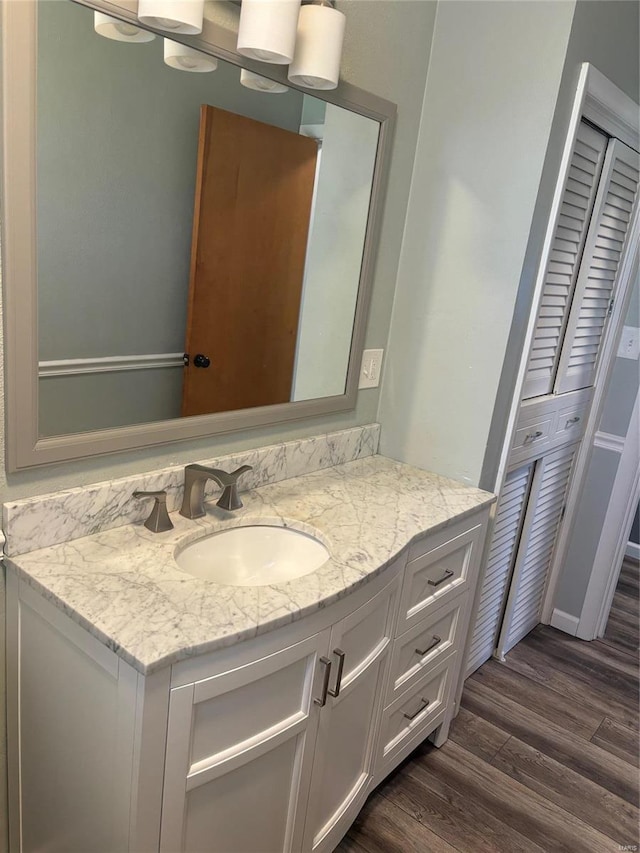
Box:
1 0 396 471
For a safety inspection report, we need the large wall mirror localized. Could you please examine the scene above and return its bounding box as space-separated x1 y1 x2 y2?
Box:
2 0 396 470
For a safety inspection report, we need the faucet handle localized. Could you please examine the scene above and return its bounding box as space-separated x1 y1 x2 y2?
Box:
216 465 253 511
133 490 174 533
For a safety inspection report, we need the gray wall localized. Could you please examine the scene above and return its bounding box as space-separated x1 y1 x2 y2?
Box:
555 279 640 618
293 105 379 401
480 0 640 490
377 0 576 487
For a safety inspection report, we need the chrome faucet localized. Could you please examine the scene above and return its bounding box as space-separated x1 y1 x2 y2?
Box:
180 464 253 518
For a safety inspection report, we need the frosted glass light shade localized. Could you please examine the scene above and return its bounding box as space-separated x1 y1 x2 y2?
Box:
94 12 156 42
288 4 345 90
164 40 218 71
237 0 301 64
240 69 288 93
137 0 205 35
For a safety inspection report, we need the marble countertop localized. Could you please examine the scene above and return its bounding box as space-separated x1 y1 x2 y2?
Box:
5 456 494 675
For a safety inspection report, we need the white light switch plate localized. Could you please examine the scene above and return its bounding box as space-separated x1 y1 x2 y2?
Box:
359 349 384 389
617 326 640 360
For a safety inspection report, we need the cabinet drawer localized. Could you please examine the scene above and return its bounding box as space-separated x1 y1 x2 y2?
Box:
398 524 480 632
388 594 463 700
379 654 454 770
511 415 554 460
554 401 588 443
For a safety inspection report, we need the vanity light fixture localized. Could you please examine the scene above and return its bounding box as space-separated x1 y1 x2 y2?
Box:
237 0 302 64
137 0 205 35
164 39 218 71
240 68 288 93
288 0 345 90
93 12 156 42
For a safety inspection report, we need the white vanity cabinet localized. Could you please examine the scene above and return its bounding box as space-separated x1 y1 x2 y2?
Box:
6 508 489 853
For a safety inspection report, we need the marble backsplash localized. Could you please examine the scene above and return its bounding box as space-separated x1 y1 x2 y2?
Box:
2 423 380 557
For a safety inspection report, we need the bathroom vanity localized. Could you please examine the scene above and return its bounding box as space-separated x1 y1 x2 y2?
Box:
4 452 493 853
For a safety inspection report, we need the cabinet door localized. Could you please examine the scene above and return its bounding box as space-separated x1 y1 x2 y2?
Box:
554 138 640 394
466 464 533 675
497 444 578 655
522 121 608 399
160 630 330 853
303 580 398 853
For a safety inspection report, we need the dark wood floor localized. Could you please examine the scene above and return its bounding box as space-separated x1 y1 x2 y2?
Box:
339 558 639 853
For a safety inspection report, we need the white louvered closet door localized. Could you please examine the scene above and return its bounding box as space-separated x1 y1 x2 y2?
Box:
466 464 533 675
555 138 640 394
522 122 608 399
497 445 577 656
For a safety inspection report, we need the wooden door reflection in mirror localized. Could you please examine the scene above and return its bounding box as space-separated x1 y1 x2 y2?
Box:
182 106 318 416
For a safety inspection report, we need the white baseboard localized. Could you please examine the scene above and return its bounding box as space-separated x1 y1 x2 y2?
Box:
625 541 640 561
550 608 580 636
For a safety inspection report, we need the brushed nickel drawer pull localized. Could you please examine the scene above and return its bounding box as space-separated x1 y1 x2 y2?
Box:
415 635 442 656
328 648 346 698
524 430 543 443
428 569 454 588
404 698 430 721
314 657 332 707
565 416 581 427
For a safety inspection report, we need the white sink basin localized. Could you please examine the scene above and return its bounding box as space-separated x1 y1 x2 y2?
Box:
175 525 330 586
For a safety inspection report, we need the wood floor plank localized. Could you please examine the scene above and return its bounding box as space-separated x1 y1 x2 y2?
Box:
525 628 638 702
605 620 639 648
473 659 603 738
607 591 639 619
591 717 640 768
529 625 638 679
503 637 639 731
417 740 617 853
462 678 639 805
448 705 511 762
342 791 458 853
491 735 639 844
334 836 370 853
383 748 547 853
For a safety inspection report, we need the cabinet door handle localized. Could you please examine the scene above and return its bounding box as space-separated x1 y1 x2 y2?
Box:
565 416 581 428
314 657 332 707
328 648 346 698
404 698 430 721
415 635 442 656
524 430 543 443
428 569 454 588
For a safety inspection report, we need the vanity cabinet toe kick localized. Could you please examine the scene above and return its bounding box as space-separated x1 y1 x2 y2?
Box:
6 509 489 853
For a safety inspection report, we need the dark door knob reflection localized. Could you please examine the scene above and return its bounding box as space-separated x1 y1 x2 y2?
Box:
193 354 211 368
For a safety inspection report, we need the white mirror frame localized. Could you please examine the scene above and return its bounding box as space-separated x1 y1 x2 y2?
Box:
1 0 396 471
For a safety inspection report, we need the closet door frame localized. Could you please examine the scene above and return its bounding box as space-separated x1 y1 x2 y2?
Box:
484 63 639 631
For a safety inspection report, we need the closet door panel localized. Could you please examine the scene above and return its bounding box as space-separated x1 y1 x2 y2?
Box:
466 465 532 675
498 445 577 655
555 139 640 394
523 122 608 399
